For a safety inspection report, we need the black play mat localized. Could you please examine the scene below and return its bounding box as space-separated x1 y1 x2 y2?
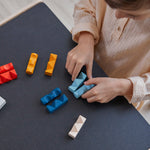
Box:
0 2 149 150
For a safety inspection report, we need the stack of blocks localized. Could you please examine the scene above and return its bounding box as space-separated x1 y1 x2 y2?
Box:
68 115 86 139
40 88 68 113
0 63 17 85
68 72 94 98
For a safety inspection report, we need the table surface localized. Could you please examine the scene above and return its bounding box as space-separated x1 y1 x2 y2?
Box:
0 3 149 150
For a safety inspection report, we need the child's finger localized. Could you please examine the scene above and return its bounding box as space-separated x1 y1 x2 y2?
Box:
67 59 76 75
86 63 93 79
87 95 99 103
82 87 96 99
84 78 99 85
72 63 83 81
65 53 71 69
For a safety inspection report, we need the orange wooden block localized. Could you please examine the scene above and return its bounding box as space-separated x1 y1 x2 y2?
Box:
45 53 57 76
26 53 38 75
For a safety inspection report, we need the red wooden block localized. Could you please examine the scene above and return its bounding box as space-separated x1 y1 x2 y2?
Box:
9 69 18 79
0 63 14 74
0 78 3 84
0 72 12 84
0 63 17 85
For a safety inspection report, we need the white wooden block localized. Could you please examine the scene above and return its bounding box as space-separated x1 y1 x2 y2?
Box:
68 115 86 139
0 96 6 110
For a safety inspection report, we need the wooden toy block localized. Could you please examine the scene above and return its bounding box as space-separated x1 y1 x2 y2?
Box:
45 53 57 76
9 69 18 79
26 53 38 75
68 115 86 139
73 84 95 99
0 69 18 85
68 72 87 93
41 88 61 105
46 94 68 113
0 96 6 110
0 63 14 74
0 63 17 85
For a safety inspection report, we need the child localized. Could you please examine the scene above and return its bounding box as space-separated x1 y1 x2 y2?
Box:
65 0 150 108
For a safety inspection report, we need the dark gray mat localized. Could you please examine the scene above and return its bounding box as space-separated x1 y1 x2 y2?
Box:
0 2 149 150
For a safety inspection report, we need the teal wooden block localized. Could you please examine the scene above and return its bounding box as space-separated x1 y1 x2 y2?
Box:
73 84 95 99
68 72 87 93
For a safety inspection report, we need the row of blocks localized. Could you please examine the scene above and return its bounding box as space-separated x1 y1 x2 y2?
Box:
0 63 17 85
0 92 86 139
68 72 94 98
26 53 57 76
41 88 86 139
0 94 85 139
68 72 89 138
40 88 68 113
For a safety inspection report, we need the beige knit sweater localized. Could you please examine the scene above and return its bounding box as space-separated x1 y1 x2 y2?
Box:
71 0 150 105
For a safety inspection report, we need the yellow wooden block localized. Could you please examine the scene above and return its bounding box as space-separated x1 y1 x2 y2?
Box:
45 53 57 76
26 53 38 75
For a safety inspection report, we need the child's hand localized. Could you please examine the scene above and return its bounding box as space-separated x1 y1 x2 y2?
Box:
65 32 94 81
82 77 133 103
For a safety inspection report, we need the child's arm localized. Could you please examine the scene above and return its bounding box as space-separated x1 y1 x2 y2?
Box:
127 74 150 103
82 77 133 103
66 0 106 80
81 73 150 104
66 31 94 81
72 0 100 45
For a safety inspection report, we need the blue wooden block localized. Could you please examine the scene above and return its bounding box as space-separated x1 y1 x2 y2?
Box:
40 88 61 105
68 72 87 93
46 94 68 113
73 84 95 99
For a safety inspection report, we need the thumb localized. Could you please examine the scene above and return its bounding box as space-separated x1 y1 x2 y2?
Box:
84 78 98 85
86 63 93 79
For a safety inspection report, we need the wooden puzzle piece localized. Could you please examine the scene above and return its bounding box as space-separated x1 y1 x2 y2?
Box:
0 69 17 85
68 72 87 93
26 53 38 75
45 53 57 76
68 115 86 139
0 63 14 74
46 94 68 113
40 88 61 105
0 63 17 85
0 96 6 110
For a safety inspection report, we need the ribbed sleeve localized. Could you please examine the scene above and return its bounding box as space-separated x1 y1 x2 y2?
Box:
72 0 100 45
127 72 150 104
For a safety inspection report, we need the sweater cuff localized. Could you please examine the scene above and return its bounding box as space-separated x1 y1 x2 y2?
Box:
127 77 146 104
72 23 99 45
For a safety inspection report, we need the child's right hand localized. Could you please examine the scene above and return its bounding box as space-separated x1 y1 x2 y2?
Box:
65 32 95 81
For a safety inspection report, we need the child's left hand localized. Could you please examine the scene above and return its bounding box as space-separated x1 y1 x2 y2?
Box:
82 77 133 103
